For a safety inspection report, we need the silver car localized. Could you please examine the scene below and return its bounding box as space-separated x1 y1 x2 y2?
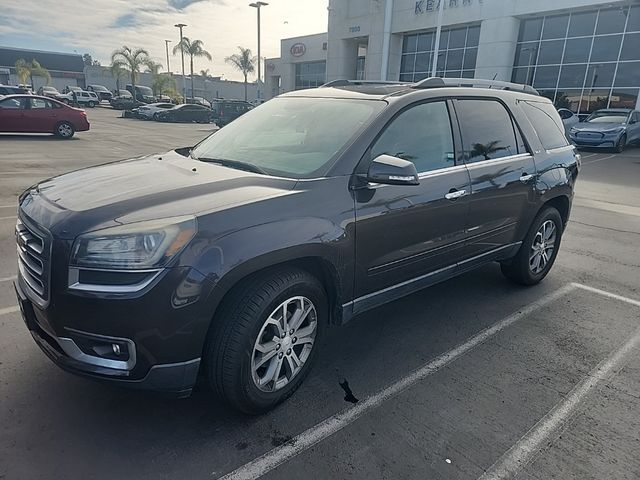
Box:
568 108 640 153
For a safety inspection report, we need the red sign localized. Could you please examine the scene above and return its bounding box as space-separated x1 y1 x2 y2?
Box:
290 43 306 57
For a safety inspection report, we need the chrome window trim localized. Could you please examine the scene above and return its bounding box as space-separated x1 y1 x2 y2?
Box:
417 163 467 179
67 267 163 293
465 153 533 169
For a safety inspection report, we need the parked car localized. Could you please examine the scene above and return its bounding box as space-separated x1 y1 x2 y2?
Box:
62 85 82 94
568 108 640 152
13 78 579 414
0 84 30 96
557 108 578 132
211 99 252 127
125 84 155 103
155 103 213 123
186 96 212 108
0 94 89 138
87 85 113 102
132 102 176 120
37 85 61 98
59 90 100 108
109 91 143 110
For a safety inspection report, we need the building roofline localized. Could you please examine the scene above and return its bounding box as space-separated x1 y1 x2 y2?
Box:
280 31 328 42
0 45 82 58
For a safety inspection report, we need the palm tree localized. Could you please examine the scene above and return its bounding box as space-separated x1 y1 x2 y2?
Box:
14 59 51 89
110 63 127 93
110 46 154 101
173 37 212 100
200 68 211 78
225 47 256 101
145 60 163 75
152 73 175 98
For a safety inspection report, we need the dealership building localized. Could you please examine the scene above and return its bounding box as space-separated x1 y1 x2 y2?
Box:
265 0 640 112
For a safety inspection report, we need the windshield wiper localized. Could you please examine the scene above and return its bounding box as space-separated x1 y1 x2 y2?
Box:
192 155 267 175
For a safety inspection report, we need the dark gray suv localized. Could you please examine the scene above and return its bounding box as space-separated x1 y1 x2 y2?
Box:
15 78 580 413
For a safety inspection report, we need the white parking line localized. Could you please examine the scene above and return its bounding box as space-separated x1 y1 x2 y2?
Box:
216 284 576 480
478 282 640 479
0 275 17 283
0 215 17 221
0 306 19 316
581 154 616 166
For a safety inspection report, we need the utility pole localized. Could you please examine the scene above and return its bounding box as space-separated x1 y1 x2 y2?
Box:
174 23 187 101
250 2 268 100
164 40 172 74
431 0 445 77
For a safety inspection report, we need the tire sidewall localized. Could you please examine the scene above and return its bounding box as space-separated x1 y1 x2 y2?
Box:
519 208 563 284
616 134 626 153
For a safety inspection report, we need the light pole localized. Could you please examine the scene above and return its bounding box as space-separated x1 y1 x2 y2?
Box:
249 2 268 100
430 0 445 77
174 23 187 101
164 40 172 74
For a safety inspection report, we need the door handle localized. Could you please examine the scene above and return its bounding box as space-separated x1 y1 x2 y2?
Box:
520 173 535 183
445 189 467 200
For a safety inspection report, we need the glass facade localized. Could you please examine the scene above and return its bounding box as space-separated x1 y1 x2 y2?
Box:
513 5 640 113
294 61 327 90
400 25 480 82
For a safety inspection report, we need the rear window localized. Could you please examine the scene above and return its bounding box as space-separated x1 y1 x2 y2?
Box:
521 101 569 150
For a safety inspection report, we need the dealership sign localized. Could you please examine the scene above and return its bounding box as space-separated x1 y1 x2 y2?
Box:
290 43 306 57
415 0 483 15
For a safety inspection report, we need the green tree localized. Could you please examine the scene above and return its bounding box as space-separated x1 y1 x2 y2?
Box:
14 59 51 89
200 68 210 78
110 63 127 93
173 37 212 100
110 46 154 101
225 47 256 101
152 73 175 97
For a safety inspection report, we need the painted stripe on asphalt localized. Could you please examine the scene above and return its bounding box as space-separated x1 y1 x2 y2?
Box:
0 275 17 283
581 154 616 165
572 282 640 308
0 306 19 316
479 290 640 479
0 215 17 221
215 284 577 480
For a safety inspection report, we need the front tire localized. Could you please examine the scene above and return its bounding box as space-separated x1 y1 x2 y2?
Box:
88 101 95 108
501 207 563 285
615 134 626 153
205 267 327 414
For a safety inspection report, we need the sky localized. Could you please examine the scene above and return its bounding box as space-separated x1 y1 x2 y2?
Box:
0 0 328 81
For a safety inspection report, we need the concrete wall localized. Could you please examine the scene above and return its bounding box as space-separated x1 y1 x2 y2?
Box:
84 66 258 101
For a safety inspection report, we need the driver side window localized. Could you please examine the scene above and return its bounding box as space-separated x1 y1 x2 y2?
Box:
371 101 455 174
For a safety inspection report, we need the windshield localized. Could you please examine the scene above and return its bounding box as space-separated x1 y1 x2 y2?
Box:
191 97 383 178
586 111 628 123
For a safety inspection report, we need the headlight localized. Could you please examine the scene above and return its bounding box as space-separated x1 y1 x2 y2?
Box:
602 127 624 134
70 216 196 269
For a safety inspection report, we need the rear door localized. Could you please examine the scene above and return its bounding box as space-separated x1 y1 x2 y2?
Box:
453 98 537 259
353 100 471 303
0 97 28 132
23 97 58 132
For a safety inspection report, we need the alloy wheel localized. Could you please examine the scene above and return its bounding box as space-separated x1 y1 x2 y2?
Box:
251 296 317 393
530 220 556 274
57 123 73 137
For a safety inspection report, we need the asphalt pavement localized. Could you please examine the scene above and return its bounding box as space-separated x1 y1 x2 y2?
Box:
0 108 639 480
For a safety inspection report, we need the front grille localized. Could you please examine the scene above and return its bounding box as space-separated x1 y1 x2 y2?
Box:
16 217 50 305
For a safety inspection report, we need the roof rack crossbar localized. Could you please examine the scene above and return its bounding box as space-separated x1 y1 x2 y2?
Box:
412 77 539 95
320 79 408 88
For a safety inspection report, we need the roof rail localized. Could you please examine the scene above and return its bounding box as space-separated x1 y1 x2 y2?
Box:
320 79 408 88
412 77 539 95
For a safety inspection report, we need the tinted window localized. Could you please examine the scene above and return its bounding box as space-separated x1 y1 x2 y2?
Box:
456 100 519 163
568 11 597 37
29 98 51 109
371 101 454 173
0 97 26 109
563 38 591 63
542 15 569 39
521 101 569 150
596 8 627 35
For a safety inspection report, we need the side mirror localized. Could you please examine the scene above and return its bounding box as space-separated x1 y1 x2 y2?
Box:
367 154 419 186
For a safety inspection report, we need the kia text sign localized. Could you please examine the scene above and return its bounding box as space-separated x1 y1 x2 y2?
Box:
290 43 306 57
415 0 484 15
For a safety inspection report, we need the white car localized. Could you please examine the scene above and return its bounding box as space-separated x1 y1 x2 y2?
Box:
134 102 176 119
59 90 100 108
558 108 579 132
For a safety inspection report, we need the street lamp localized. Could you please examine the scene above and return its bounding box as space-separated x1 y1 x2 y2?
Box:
174 23 187 101
164 40 172 74
431 0 445 77
249 2 268 100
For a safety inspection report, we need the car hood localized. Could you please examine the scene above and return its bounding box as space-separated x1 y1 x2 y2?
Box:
23 150 297 235
572 122 625 132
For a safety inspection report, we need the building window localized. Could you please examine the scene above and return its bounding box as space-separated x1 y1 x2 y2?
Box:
513 5 640 114
294 61 326 90
400 24 480 82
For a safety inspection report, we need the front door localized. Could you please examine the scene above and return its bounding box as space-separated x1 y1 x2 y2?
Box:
0 96 28 132
452 98 537 258
353 100 470 307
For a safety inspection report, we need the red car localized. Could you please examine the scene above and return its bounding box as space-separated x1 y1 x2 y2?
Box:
0 94 90 138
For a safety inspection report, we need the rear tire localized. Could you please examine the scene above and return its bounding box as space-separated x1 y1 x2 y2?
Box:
501 207 563 286
205 267 327 414
55 121 75 139
88 101 95 108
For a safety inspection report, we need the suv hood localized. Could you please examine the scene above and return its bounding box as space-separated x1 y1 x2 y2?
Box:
28 150 297 232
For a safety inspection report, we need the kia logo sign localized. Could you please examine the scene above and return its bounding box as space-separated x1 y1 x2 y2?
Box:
290 43 306 57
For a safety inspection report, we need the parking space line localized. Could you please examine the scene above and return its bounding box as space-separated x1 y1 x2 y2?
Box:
581 154 616 166
478 283 640 480
0 275 17 283
0 306 19 316
216 284 577 480
579 153 598 159
0 216 17 221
